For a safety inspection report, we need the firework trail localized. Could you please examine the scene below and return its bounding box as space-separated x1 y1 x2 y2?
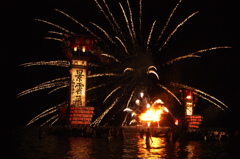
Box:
170 82 229 111
19 60 70 67
18 0 230 126
26 102 68 126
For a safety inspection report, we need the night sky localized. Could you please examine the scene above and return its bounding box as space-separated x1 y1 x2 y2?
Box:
1 0 239 128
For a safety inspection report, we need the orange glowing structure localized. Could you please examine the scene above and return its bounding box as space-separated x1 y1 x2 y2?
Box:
139 107 163 122
66 35 98 125
183 89 194 116
138 104 170 127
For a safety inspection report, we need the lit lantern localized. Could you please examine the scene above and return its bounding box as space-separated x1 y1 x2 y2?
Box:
183 89 194 116
135 99 140 105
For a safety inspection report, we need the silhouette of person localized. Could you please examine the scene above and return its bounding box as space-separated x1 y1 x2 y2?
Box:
145 128 152 149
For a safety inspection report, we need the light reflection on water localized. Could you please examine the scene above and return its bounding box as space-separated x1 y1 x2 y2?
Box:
137 137 166 158
66 135 230 159
10 126 239 159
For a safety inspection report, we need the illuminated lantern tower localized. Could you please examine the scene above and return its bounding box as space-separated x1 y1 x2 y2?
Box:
183 89 194 116
182 89 202 129
63 35 97 125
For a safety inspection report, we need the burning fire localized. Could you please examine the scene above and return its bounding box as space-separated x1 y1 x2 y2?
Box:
139 107 164 122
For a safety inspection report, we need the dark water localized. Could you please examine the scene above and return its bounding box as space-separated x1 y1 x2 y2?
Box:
6 126 240 159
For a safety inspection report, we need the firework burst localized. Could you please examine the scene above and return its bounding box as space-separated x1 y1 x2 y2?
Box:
18 0 230 126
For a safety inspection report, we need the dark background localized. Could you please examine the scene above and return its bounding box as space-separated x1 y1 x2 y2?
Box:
1 0 239 128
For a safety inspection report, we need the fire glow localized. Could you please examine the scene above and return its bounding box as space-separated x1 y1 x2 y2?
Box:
139 107 164 122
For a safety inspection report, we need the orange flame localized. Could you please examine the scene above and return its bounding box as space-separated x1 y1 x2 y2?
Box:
139 107 164 122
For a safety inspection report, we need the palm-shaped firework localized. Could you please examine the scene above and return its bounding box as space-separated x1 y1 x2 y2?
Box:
17 0 230 127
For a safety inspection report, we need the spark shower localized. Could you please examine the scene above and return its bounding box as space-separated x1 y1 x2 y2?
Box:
17 0 230 126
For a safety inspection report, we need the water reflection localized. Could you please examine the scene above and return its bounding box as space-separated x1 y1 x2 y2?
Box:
11 126 239 158
185 141 201 158
66 135 212 158
67 137 126 159
67 135 197 158
138 137 167 158
68 137 94 158
67 134 235 159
